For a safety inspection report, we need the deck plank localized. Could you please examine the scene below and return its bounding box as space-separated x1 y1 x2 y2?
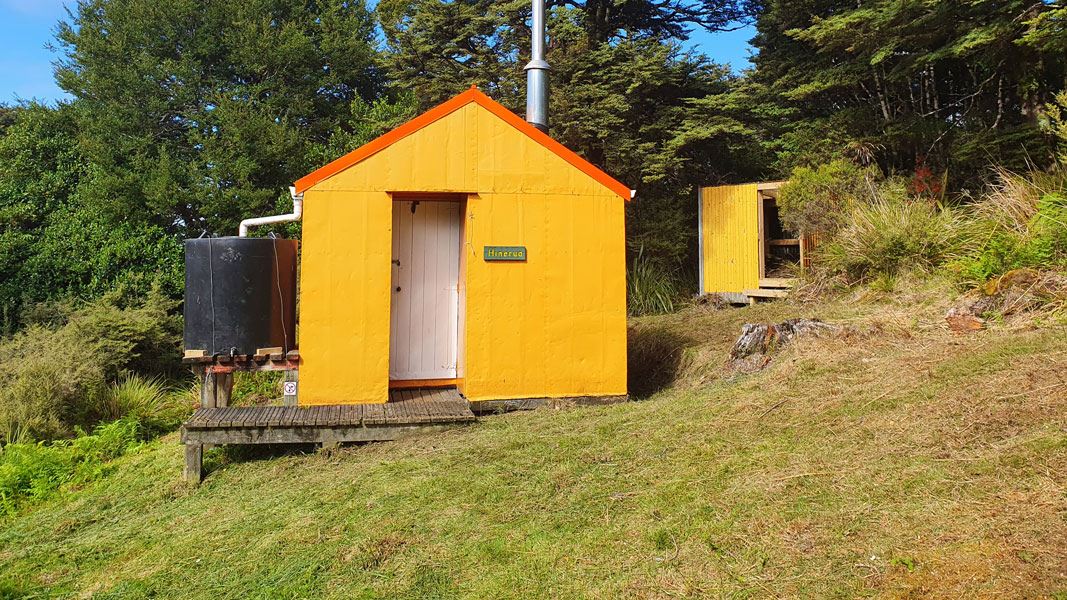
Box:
293 407 313 427
383 400 400 425
187 409 207 426
405 392 426 423
425 391 444 423
434 389 454 422
267 407 283 427
364 403 386 426
254 407 272 428
403 393 421 424
182 393 474 434
416 392 433 420
338 405 353 426
350 404 366 426
226 407 245 427
214 407 233 427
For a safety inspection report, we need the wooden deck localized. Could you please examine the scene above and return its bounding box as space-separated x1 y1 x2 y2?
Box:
185 389 474 430
181 388 475 483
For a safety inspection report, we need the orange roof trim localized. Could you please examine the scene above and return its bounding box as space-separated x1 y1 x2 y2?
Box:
293 86 632 200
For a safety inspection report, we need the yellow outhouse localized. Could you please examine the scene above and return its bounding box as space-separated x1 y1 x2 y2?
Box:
698 182 816 304
292 87 632 407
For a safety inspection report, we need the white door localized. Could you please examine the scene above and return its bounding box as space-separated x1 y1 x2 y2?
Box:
389 200 461 380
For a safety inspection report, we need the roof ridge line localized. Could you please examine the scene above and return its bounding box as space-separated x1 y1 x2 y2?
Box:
293 86 632 200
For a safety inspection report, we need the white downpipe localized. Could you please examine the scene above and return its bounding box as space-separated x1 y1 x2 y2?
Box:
239 186 303 237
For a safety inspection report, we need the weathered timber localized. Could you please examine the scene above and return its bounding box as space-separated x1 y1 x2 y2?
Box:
182 423 464 446
184 443 203 483
179 388 477 483
727 318 838 373
469 394 630 415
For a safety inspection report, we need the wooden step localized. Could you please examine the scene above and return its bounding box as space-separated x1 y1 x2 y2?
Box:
758 278 796 289
743 288 790 299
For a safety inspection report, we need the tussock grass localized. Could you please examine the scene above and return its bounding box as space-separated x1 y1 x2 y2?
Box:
0 294 1064 598
626 251 682 316
103 375 191 431
822 197 974 280
950 168 1067 285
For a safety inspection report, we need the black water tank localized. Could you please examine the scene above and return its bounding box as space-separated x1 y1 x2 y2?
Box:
183 237 298 356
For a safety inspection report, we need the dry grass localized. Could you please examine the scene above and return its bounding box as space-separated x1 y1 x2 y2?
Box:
0 291 1065 598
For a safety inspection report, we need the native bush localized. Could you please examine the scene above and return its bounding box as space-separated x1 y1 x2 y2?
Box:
1043 91 1067 165
777 160 881 237
948 170 1067 285
819 187 973 281
627 250 682 316
0 290 182 443
0 417 142 516
803 166 1066 287
231 371 284 407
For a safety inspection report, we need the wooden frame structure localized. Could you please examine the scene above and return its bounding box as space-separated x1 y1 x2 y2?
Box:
184 350 300 408
178 352 628 484
698 181 816 304
180 388 475 483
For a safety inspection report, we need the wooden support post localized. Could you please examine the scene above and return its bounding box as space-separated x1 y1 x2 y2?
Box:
200 370 217 409
283 370 298 406
183 443 203 484
216 372 234 408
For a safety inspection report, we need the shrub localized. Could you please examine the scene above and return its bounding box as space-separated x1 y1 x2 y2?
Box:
627 251 681 316
1043 91 1067 165
231 371 283 407
819 188 973 281
0 418 142 515
0 290 182 443
102 374 192 435
778 160 881 237
949 169 1067 285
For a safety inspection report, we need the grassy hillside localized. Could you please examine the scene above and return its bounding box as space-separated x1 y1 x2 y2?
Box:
2 287 1065 599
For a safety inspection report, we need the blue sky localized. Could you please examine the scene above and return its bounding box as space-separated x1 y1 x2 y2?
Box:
0 0 72 104
0 0 755 105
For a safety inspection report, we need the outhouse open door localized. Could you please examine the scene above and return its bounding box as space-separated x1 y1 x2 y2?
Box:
389 200 462 382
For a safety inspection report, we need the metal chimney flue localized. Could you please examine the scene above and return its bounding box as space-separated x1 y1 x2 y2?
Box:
525 0 549 132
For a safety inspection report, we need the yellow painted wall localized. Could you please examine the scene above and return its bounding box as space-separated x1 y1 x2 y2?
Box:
700 184 760 294
297 103 627 404
298 190 393 404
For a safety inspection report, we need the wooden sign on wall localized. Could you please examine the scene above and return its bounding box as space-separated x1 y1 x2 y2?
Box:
484 246 527 262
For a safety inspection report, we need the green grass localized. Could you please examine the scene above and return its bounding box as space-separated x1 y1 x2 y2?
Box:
1 295 1065 598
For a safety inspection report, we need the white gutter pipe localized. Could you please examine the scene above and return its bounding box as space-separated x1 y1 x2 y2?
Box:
239 186 303 237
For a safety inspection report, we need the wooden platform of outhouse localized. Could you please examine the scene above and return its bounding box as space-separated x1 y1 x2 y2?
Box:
181 388 475 483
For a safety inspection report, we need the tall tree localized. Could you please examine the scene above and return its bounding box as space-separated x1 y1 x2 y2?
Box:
55 0 411 237
0 103 182 331
377 0 761 265
752 0 1066 185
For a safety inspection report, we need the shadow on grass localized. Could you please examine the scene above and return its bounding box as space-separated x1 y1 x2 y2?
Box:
628 323 690 400
204 443 318 474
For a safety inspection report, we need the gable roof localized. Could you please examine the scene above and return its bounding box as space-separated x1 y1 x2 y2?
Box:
293 86 633 200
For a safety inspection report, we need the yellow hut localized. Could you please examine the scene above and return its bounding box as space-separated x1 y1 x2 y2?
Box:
292 87 632 407
697 182 816 304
